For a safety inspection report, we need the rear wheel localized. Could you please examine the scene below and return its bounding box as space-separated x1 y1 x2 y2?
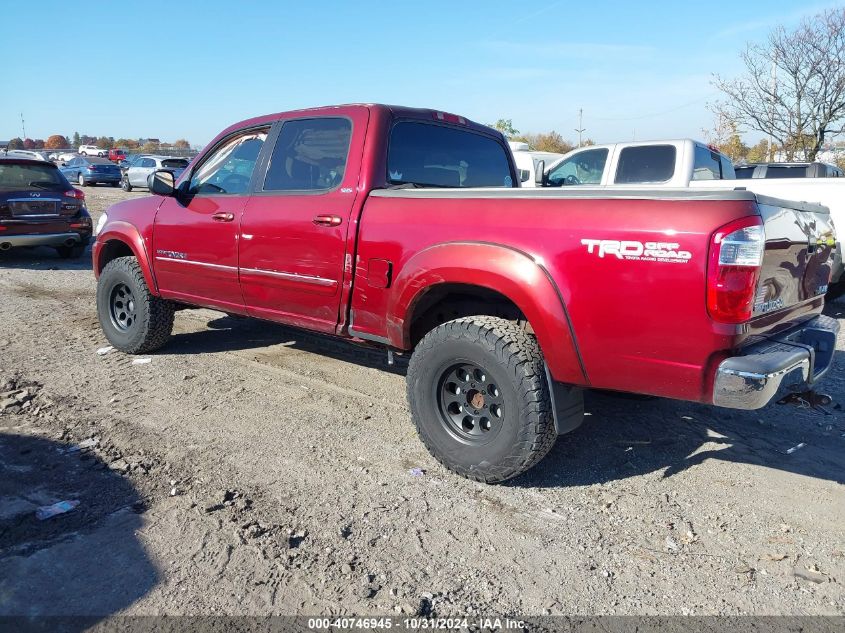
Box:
78 173 87 187
96 256 174 353
406 316 559 483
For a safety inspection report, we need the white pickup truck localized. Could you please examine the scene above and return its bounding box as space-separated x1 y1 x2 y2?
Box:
540 139 844 290
508 141 565 187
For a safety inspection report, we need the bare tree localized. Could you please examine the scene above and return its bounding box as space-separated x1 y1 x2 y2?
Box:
712 8 845 161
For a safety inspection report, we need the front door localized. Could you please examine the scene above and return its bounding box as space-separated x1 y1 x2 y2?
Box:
152 127 269 312
239 113 366 333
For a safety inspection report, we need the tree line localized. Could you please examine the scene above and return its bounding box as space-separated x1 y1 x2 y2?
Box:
488 119 593 154
6 133 192 154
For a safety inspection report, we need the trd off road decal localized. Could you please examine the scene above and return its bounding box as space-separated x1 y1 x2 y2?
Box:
580 239 692 264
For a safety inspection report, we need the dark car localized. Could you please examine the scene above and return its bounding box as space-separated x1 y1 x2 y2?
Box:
0 157 92 258
59 156 122 187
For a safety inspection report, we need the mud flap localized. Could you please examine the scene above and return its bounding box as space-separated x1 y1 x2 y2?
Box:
545 365 585 435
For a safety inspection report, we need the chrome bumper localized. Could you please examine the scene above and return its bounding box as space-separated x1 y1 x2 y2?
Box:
0 232 84 248
713 315 839 410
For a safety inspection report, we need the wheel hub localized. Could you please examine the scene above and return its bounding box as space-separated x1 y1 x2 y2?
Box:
109 282 137 332
437 362 504 442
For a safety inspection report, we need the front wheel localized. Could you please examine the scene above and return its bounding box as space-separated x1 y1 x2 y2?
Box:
406 316 559 483
96 256 175 354
121 177 132 192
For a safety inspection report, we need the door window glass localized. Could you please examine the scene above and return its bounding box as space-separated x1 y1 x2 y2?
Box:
547 149 608 186
263 118 352 191
188 128 269 195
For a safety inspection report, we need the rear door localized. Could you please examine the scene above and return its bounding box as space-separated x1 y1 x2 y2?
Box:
152 127 269 312
238 112 366 333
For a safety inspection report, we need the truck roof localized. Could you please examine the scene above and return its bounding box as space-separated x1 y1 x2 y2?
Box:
214 103 498 141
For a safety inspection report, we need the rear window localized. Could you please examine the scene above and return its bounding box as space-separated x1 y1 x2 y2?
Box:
0 162 67 190
162 159 189 169
692 145 721 180
88 157 112 164
388 122 514 188
734 166 755 179
614 145 676 184
765 165 807 178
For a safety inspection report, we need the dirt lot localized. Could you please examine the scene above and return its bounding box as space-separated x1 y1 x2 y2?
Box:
1 186 844 618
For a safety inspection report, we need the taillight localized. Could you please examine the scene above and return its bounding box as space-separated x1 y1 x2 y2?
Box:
706 216 765 324
87 165 98 171
64 189 85 200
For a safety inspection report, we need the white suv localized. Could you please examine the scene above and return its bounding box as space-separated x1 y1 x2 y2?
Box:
78 144 105 157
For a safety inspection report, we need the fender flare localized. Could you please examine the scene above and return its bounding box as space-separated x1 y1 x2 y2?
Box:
386 241 587 386
94 221 158 294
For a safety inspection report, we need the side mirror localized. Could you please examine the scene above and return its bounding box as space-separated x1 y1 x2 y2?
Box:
149 170 176 196
534 160 545 186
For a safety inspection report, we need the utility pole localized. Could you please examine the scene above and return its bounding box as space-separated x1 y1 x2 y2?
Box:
575 108 586 148
20 113 26 140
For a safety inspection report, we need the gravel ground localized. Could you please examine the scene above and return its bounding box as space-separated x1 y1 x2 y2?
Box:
0 186 843 618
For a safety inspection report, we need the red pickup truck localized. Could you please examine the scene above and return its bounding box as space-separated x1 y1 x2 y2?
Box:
92 104 839 483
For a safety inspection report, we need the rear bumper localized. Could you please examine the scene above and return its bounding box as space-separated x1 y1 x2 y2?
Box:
0 232 89 248
86 174 121 183
713 315 839 409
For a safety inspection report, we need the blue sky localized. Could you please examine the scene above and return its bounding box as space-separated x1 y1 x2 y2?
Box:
3 0 841 147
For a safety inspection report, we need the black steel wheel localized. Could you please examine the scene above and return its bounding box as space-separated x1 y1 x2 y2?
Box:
109 282 137 332
407 316 561 483
96 256 174 353
436 361 505 443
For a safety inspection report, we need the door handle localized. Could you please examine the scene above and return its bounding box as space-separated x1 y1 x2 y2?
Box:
211 212 235 222
313 214 342 227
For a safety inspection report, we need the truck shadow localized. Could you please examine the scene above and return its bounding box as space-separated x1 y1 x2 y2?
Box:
510 351 845 489
169 313 407 375
0 432 157 624
0 245 93 271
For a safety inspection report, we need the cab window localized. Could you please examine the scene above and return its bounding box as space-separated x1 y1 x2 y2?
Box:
387 121 514 188
547 149 608 186
614 145 676 184
188 128 269 195
692 145 720 180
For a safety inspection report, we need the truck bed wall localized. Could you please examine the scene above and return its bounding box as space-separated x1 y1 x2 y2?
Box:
351 189 771 402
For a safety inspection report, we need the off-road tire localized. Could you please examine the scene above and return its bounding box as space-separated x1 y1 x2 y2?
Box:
406 316 557 483
96 256 174 354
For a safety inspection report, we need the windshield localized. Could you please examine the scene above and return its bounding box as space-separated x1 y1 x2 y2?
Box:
387 121 514 188
0 162 68 190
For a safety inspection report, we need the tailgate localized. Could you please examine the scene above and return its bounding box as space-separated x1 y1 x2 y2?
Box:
754 195 835 317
